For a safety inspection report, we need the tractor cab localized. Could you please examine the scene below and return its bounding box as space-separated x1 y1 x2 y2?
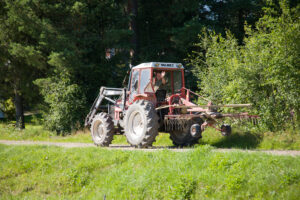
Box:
128 62 185 104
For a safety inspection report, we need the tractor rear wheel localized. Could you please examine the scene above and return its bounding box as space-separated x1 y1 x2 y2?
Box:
169 118 203 146
125 100 159 148
91 112 114 146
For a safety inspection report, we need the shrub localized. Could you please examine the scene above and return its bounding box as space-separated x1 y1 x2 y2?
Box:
189 1 300 131
3 98 15 120
35 70 86 134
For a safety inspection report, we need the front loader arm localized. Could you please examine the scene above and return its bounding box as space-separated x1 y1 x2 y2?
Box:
84 87 126 127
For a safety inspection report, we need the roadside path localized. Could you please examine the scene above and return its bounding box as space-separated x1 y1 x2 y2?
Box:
0 140 299 156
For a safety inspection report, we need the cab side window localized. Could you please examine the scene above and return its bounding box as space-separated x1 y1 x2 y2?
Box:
131 69 139 92
129 69 139 101
140 68 151 93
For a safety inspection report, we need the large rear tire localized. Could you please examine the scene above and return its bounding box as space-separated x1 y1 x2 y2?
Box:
91 112 114 146
125 100 159 148
169 118 203 146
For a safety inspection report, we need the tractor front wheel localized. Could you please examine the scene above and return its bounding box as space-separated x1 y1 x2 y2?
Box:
91 112 114 146
125 100 159 148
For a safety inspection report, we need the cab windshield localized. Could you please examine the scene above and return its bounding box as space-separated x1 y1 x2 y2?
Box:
151 69 182 95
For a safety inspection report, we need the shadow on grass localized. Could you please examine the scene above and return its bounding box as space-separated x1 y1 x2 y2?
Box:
201 132 263 149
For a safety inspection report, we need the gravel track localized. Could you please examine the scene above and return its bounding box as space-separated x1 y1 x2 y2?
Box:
0 140 299 156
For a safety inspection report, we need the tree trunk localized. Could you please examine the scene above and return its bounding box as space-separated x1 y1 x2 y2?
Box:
14 88 25 129
237 9 244 44
127 0 139 65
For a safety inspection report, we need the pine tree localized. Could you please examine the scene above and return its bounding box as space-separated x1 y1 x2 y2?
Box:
0 0 47 129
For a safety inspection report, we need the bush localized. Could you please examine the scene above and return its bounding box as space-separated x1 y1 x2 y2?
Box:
35 70 86 134
189 1 300 131
1 98 15 120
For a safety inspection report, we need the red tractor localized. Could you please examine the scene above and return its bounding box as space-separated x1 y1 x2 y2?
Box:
85 62 258 147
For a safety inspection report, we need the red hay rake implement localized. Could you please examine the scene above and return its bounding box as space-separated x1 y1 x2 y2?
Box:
157 87 259 136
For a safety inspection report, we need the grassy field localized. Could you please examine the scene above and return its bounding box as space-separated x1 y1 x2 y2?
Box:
1 120 299 150
0 144 299 199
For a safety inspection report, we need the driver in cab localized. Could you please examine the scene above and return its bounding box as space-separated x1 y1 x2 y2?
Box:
153 71 168 92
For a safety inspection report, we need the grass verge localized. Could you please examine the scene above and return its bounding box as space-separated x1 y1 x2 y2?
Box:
0 144 299 199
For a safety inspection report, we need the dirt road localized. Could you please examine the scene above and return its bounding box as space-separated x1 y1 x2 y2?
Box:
0 140 299 156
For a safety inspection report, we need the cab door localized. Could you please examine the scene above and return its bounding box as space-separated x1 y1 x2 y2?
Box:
129 69 139 103
139 68 152 93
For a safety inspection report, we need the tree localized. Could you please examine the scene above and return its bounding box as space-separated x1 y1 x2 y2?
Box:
189 0 300 131
127 0 139 64
0 0 279 133
199 0 264 43
135 0 264 89
33 0 130 133
0 0 47 129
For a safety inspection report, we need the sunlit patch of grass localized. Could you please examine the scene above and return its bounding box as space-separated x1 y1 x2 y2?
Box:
0 144 299 199
258 131 300 150
0 123 55 141
111 135 127 145
111 133 173 146
0 123 92 143
153 133 173 146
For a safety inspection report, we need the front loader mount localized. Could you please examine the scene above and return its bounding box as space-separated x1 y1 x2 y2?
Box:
85 87 126 127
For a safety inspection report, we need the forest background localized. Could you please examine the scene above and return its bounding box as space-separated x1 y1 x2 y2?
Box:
0 0 299 134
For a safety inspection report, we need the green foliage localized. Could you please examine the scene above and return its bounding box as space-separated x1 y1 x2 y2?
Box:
3 98 15 120
200 0 264 43
36 0 130 133
0 0 297 132
137 0 263 64
190 1 300 131
0 145 300 199
0 0 130 131
0 0 47 127
35 70 86 134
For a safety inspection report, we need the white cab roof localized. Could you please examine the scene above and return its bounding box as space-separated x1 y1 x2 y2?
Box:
133 62 184 69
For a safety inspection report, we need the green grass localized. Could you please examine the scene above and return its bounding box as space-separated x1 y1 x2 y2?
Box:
198 127 300 150
0 144 299 199
0 122 172 146
1 115 299 150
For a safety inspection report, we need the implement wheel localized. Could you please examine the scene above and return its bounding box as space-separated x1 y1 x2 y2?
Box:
221 124 231 136
91 112 114 146
125 100 159 148
169 118 203 146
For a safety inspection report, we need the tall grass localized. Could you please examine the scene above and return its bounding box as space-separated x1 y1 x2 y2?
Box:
0 144 299 199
